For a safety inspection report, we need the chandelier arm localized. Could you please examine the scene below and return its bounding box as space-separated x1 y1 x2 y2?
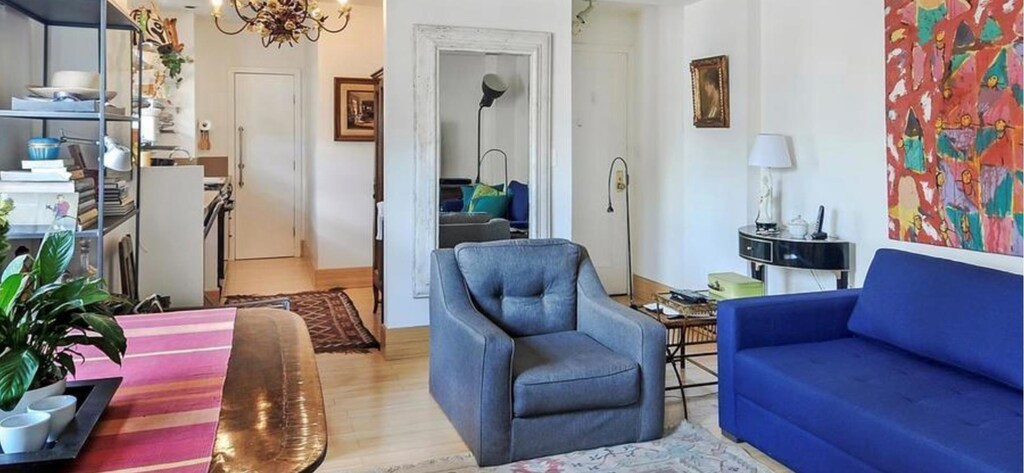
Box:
231 0 256 23
213 15 249 35
304 27 320 42
318 13 351 34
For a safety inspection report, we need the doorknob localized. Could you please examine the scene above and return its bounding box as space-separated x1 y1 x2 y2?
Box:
237 126 246 188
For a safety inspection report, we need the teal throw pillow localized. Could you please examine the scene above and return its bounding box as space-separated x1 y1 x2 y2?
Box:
469 195 510 219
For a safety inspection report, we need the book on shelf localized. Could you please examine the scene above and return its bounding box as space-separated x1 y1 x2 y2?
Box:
78 200 96 214
79 208 99 229
0 181 76 193
21 159 73 170
1 170 72 182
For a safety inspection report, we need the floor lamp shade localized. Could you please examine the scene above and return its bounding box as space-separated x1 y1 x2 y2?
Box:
748 134 793 169
480 74 508 108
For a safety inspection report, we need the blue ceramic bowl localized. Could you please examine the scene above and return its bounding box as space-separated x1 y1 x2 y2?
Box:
27 137 61 161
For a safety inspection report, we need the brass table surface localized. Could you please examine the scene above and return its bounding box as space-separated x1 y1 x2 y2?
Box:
209 308 328 473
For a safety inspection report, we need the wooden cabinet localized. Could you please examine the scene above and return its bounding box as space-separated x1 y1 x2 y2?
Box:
372 68 384 319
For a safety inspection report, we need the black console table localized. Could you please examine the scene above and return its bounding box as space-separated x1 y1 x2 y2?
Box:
738 225 851 289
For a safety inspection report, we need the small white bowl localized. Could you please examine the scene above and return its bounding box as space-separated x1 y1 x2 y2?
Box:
0 412 51 454
28 395 77 442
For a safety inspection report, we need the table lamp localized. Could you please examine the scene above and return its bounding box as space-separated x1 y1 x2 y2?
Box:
748 134 792 233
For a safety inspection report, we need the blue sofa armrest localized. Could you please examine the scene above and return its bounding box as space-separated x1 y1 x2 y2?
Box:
576 254 666 441
718 289 861 438
429 250 514 465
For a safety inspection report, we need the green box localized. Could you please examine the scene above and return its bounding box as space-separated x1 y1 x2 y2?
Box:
708 272 764 300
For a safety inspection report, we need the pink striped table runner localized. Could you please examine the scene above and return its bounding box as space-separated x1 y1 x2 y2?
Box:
64 308 237 473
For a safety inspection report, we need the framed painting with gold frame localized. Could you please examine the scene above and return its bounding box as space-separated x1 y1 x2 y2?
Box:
334 77 376 142
690 55 730 128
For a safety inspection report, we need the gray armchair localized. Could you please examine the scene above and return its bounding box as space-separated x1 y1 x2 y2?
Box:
429 239 666 466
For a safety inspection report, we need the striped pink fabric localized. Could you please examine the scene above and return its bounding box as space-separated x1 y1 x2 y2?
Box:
65 308 237 473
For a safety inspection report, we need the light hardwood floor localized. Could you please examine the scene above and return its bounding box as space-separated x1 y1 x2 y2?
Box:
223 258 787 472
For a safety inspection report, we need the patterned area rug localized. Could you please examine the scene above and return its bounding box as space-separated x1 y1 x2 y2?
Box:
224 288 379 353
359 422 771 473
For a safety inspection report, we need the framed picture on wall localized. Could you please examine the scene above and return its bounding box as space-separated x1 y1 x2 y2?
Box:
334 77 377 142
690 55 730 128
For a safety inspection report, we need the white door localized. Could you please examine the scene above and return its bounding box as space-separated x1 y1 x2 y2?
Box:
233 72 298 260
572 48 631 294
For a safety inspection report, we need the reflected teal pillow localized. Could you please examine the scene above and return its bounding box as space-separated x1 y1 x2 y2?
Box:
469 195 510 219
461 183 505 212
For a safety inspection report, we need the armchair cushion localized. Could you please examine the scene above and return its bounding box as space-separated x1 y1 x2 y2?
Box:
455 239 579 337
512 331 640 418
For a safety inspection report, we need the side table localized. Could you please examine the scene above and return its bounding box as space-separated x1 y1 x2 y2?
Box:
641 292 719 419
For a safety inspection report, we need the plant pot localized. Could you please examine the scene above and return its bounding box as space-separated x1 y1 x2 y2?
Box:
0 378 66 422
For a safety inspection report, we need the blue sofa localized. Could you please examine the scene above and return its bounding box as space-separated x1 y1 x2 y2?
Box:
719 249 1023 473
429 239 666 466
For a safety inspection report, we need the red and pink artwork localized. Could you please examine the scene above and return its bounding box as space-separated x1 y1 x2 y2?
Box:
886 0 1023 255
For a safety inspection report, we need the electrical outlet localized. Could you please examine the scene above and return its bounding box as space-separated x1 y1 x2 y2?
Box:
616 170 626 191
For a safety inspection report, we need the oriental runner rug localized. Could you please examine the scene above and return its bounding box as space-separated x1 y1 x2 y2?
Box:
225 288 379 354
69 308 237 473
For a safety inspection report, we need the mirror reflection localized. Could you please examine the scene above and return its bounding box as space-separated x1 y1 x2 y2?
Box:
437 51 531 248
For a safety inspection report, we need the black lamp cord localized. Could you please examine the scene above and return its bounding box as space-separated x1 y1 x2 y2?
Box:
606 157 636 309
475 105 484 183
480 149 509 189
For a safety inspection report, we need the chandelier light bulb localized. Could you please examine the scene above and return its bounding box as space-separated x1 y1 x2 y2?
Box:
211 0 223 15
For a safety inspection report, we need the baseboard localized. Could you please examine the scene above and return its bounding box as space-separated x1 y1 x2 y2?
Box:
314 266 372 290
382 325 429 360
633 274 673 305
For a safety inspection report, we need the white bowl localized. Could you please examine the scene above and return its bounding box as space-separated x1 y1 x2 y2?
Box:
0 412 51 454
28 395 77 442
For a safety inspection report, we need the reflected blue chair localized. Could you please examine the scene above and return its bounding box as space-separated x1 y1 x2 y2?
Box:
429 239 666 466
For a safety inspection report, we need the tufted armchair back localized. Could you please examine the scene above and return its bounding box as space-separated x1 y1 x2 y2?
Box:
453 239 579 337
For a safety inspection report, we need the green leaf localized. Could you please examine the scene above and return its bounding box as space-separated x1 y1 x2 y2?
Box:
0 349 39 411
0 273 26 317
35 231 75 285
76 313 127 355
64 335 123 365
1 255 27 284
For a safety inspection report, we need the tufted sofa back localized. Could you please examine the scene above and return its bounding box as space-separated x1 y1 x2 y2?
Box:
454 239 580 337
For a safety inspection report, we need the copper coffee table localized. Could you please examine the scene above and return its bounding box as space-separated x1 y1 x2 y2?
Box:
641 293 718 419
209 308 327 473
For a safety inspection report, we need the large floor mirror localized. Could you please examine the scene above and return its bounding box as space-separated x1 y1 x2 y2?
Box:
413 26 553 296
437 51 531 248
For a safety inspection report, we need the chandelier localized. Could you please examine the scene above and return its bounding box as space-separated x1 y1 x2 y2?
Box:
211 0 353 47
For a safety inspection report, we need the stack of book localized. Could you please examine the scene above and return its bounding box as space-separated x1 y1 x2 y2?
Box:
0 156 95 231
104 178 135 219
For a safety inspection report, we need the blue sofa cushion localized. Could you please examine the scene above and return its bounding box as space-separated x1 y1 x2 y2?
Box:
735 337 1023 473
455 239 579 337
512 331 639 418
848 249 1023 389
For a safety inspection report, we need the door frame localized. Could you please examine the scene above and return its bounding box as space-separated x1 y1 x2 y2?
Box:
571 43 636 294
228 67 304 261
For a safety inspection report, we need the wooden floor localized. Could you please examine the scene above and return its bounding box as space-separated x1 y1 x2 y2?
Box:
224 258 787 472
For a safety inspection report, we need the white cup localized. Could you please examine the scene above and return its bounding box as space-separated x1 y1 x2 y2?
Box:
28 395 77 442
0 412 51 453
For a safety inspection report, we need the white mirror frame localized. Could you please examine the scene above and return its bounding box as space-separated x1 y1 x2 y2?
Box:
412 25 553 298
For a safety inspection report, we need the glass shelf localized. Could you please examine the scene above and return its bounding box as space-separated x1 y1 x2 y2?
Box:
7 208 137 240
0 0 137 30
0 110 136 122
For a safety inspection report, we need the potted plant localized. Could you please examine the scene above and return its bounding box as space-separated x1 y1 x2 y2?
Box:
0 231 127 413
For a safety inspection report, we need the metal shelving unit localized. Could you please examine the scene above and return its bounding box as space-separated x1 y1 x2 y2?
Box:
0 0 142 292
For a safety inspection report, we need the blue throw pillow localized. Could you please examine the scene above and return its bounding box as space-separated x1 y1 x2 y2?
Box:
508 180 529 223
468 195 510 219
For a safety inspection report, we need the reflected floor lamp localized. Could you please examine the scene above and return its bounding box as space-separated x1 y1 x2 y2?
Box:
607 157 636 309
476 73 509 184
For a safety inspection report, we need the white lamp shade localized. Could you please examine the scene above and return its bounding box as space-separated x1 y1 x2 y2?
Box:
102 137 132 172
749 134 793 169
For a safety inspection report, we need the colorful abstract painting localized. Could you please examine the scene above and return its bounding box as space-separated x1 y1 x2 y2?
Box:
886 0 1024 255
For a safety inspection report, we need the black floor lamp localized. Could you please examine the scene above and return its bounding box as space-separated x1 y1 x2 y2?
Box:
606 157 636 309
476 74 508 184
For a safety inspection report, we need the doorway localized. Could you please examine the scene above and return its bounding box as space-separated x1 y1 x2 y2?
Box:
572 46 632 294
231 70 300 260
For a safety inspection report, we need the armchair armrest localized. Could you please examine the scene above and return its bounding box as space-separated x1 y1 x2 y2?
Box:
717 289 860 438
576 256 666 442
429 250 514 465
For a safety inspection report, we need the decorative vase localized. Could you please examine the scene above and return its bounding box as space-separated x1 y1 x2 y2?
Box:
0 378 67 422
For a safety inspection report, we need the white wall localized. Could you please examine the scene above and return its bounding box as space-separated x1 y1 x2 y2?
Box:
628 0 1021 296
759 0 1022 293
0 6 43 170
310 2 383 269
439 51 530 186
384 0 573 328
